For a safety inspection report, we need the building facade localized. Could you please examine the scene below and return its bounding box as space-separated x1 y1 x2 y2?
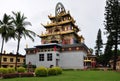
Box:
25 2 96 69
110 56 120 70
1 53 25 68
26 43 89 69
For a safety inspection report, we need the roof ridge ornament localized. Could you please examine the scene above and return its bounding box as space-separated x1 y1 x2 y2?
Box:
55 2 66 16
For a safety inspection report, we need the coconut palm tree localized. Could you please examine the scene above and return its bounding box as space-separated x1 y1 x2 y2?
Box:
12 12 36 69
0 13 15 67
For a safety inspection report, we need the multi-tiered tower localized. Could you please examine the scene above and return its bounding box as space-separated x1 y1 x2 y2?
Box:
40 2 84 45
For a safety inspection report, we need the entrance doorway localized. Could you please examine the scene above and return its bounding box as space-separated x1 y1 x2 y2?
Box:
56 59 59 66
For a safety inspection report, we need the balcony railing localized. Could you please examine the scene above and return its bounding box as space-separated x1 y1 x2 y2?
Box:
40 30 75 37
44 19 74 27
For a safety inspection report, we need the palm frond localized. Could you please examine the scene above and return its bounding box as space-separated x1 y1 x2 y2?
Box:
23 29 36 41
0 13 15 42
23 21 32 26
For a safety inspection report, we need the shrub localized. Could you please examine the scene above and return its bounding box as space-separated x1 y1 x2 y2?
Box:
48 68 57 75
48 67 62 76
17 67 26 73
0 68 8 74
54 67 62 74
7 68 15 73
22 64 36 69
35 66 48 77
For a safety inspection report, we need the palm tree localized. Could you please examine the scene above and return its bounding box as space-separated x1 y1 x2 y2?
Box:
0 13 15 67
12 12 36 69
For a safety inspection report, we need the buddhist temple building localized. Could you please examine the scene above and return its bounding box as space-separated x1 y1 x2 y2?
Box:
25 2 96 69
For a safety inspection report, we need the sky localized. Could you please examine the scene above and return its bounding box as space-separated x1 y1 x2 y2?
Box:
0 0 106 55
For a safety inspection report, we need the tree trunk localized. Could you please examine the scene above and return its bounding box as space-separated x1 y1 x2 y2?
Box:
0 38 5 68
15 35 21 70
113 30 118 70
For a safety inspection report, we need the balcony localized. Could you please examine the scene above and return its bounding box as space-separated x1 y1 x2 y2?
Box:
40 30 75 37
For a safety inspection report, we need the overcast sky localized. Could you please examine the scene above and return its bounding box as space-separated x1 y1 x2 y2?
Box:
0 0 106 55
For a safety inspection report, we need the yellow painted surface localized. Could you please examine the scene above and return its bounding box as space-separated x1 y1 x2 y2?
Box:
1 54 25 68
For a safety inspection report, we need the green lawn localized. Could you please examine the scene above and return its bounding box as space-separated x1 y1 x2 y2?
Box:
1 71 120 81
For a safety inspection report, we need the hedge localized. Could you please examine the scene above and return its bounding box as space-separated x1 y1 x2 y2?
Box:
35 66 48 77
17 67 26 73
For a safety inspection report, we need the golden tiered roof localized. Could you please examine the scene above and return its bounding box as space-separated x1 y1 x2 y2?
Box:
42 19 75 27
39 2 84 44
42 11 77 28
48 11 71 19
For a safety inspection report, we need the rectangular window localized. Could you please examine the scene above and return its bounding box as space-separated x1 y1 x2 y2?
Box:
17 59 20 62
23 59 25 63
10 58 14 62
47 53 52 61
3 58 7 62
39 54 44 61
10 65 13 67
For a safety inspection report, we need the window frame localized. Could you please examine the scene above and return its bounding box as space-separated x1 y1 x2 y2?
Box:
3 58 7 62
39 54 44 61
17 59 20 62
47 53 52 61
10 58 14 62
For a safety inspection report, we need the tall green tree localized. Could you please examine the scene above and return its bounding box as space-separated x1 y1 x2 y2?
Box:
104 0 120 70
12 12 36 69
0 13 15 67
95 29 103 57
103 34 113 66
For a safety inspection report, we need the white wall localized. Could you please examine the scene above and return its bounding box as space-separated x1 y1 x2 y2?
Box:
26 50 87 69
35 51 60 68
26 51 60 67
59 51 87 69
26 54 37 65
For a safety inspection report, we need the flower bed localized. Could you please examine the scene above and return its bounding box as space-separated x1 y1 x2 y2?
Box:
1 72 34 79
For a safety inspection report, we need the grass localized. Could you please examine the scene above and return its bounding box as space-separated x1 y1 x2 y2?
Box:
1 71 120 81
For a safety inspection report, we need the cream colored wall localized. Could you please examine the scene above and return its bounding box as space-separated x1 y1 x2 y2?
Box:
116 60 120 69
1 55 25 68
